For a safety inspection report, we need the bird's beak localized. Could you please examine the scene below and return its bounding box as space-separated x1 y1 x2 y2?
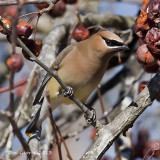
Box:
119 44 129 51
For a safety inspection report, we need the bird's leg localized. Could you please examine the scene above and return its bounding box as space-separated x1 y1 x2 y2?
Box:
84 107 96 127
61 86 74 97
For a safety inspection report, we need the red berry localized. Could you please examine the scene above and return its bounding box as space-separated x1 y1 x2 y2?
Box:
136 44 156 65
22 39 42 61
16 21 33 38
0 18 11 35
49 0 66 17
147 1 160 23
63 0 77 4
134 22 147 40
145 28 160 54
143 63 159 73
72 26 89 42
6 35 25 47
138 81 149 93
143 141 160 158
139 38 145 45
35 3 49 9
6 54 23 72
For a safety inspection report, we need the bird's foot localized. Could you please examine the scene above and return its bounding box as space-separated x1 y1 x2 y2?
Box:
84 108 96 127
62 86 74 97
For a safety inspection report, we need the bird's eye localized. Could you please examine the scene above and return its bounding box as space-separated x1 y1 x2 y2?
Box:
102 37 124 47
106 39 112 46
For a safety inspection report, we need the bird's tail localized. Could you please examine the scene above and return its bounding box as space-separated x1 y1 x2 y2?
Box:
25 73 52 137
25 103 42 137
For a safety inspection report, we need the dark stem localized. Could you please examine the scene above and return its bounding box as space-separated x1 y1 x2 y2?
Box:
0 0 59 6
7 112 31 159
48 104 63 160
9 72 15 113
56 125 73 160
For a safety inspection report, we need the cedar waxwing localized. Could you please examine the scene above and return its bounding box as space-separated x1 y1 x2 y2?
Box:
25 31 129 136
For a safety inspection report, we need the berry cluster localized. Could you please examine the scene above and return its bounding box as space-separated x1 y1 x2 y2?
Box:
0 0 78 73
72 25 89 42
36 0 77 18
134 0 160 73
0 17 42 72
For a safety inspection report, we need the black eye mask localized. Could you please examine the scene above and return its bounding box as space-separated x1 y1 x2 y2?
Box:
102 37 124 47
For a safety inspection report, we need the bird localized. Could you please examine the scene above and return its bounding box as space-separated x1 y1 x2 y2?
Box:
25 30 129 136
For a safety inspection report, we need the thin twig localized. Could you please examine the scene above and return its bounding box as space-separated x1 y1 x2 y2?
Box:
0 76 27 93
0 110 31 158
48 104 63 160
56 125 73 160
0 0 59 6
9 72 15 112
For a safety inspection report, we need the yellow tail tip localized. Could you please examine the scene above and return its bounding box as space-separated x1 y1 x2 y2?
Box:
25 132 33 137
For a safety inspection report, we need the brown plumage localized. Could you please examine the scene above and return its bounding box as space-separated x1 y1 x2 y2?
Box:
26 30 129 136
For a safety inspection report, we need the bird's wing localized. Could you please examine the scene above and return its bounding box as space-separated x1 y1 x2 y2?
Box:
52 43 76 69
33 73 52 105
33 43 76 105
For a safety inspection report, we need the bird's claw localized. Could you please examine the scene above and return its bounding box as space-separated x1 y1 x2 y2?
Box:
63 86 74 97
84 108 96 127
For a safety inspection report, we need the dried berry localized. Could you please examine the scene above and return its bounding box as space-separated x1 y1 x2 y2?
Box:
6 54 23 72
49 0 66 17
139 38 145 45
143 63 159 73
136 44 156 65
17 21 33 38
0 18 11 35
72 26 89 42
35 3 49 9
147 1 160 23
137 10 151 30
143 141 160 158
22 39 42 61
138 81 149 93
145 27 160 54
134 22 147 40
6 35 25 47
63 0 77 4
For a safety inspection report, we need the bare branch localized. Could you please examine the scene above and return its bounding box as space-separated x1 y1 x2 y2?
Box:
81 70 160 160
0 110 31 158
0 0 58 6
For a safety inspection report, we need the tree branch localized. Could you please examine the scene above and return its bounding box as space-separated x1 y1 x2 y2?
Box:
81 69 160 160
0 0 58 6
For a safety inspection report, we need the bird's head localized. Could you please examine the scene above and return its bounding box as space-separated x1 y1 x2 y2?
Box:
89 31 129 57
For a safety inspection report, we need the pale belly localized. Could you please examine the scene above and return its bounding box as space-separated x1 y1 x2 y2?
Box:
48 55 108 107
